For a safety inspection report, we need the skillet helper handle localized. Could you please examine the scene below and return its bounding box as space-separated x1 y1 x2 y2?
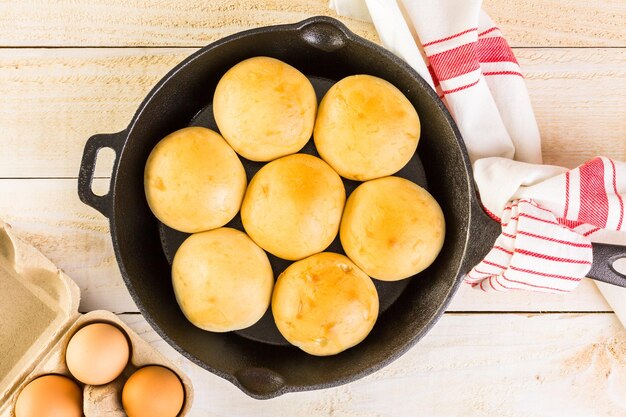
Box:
296 16 350 52
588 243 626 287
234 367 285 399
78 131 125 218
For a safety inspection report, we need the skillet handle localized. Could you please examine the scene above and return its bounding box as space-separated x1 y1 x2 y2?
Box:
78 131 125 218
587 243 626 287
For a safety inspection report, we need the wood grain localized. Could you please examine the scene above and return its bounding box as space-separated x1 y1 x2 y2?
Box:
450 278 610 311
0 0 377 47
483 0 626 47
0 178 611 313
0 178 132 313
119 312 626 417
0 48 186 178
0 0 624 47
524 48 626 168
0 47 624 178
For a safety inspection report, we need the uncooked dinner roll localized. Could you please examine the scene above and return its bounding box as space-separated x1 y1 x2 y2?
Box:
172 228 273 332
314 74 420 181
272 252 379 356
213 56 317 161
144 127 246 233
340 176 445 281
241 154 346 261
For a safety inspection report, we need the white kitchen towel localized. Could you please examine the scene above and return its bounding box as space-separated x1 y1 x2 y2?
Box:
329 0 626 302
469 157 626 292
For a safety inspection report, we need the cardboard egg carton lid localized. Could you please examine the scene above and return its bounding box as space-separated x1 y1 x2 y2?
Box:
0 221 80 406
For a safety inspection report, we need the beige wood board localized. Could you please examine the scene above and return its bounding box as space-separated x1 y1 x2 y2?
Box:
0 48 624 178
119 312 626 417
0 0 624 47
483 0 626 47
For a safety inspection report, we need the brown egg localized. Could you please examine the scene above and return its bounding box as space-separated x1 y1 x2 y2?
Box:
65 323 130 385
122 366 185 417
14 374 82 417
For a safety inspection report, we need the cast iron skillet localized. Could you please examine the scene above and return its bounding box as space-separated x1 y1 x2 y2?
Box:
78 16 626 399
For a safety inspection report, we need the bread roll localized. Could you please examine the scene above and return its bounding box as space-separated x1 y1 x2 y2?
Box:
172 228 273 332
340 176 445 281
144 127 246 233
272 252 378 356
241 154 345 261
213 56 317 162
314 74 420 181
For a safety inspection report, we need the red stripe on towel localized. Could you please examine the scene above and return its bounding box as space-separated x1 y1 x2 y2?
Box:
610 158 624 230
494 246 514 255
477 37 518 64
579 157 608 228
429 42 480 81
427 65 440 87
482 260 508 269
583 227 602 237
483 205 502 222
514 249 592 265
422 28 477 47
516 230 592 248
502 273 568 292
478 26 499 36
509 265 581 282
441 79 480 94
483 71 523 78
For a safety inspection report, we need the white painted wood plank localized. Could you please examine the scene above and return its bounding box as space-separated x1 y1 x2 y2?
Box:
0 0 623 47
0 48 188 178
449 278 610 311
524 48 626 168
0 178 612 313
483 0 626 47
0 48 624 178
0 178 135 313
118 312 626 417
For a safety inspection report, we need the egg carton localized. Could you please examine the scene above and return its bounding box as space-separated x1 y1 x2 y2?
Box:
0 221 194 416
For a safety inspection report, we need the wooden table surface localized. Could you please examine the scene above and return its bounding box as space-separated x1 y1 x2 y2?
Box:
1 1 625 415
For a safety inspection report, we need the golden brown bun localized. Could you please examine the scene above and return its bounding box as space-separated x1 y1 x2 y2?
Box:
144 127 246 233
213 56 317 162
241 154 345 261
314 74 420 181
340 176 445 281
272 252 378 356
172 228 273 332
